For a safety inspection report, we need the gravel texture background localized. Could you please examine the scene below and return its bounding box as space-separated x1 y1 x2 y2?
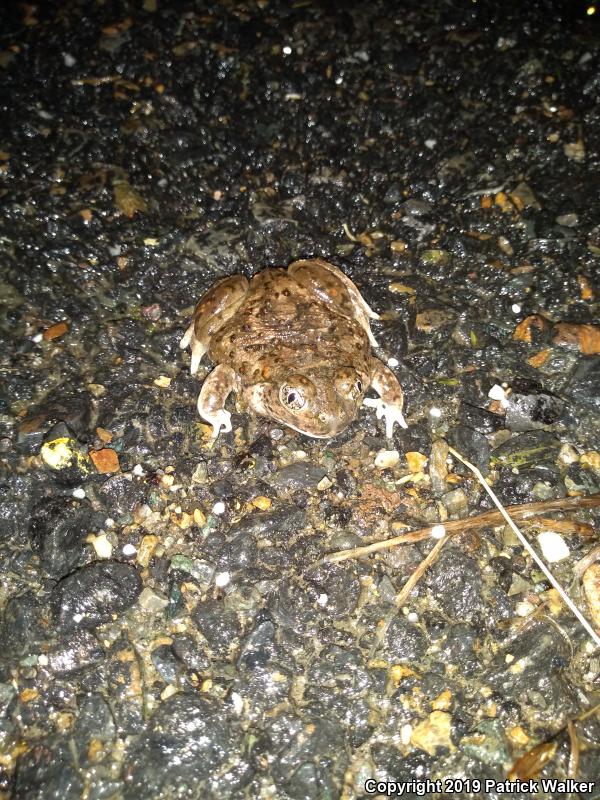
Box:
1 1 600 798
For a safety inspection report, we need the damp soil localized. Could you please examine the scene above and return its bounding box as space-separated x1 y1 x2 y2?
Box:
1 1 600 799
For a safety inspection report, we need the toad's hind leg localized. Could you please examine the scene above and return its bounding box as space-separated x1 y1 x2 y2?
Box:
288 258 380 347
363 358 408 438
180 274 249 375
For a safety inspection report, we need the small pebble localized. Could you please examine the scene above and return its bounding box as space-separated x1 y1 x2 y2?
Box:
387 357 399 367
133 463 145 476
537 531 570 563
431 524 446 539
375 449 400 469
488 384 507 401
215 571 230 588
212 501 226 515
138 587 169 613
87 533 113 559
72 487 85 499
122 543 137 556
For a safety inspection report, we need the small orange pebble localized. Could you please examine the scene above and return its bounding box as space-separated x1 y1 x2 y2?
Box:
577 274 594 301
480 194 493 209
553 322 600 355
527 348 551 368
507 726 530 746
512 315 547 343
79 208 93 222
494 191 514 213
43 321 68 341
96 427 113 443
20 688 39 702
89 448 120 474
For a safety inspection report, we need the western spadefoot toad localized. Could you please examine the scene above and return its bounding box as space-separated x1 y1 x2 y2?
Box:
180 258 407 439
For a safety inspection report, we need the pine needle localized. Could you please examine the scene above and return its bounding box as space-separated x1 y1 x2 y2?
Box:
447 445 600 649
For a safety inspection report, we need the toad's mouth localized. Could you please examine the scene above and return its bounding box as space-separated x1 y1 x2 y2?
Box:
244 384 353 439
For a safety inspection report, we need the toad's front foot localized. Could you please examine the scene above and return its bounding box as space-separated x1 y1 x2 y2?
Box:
198 405 232 440
197 364 238 440
363 397 408 438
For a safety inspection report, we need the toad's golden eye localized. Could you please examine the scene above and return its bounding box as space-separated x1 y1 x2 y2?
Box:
279 384 306 411
335 369 363 400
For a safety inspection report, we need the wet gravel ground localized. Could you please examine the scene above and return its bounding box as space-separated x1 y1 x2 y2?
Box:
1 1 600 798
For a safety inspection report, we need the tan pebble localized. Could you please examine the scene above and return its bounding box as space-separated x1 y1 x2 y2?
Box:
154 375 171 388
582 563 600 634
86 533 113 559
388 282 415 293
557 443 579 466
406 450 428 474
507 726 530 746
251 496 272 511
431 689 452 711
193 508 207 526
581 451 600 473
43 321 68 341
410 711 454 755
317 476 333 491
137 534 159 568
96 427 113 443
161 474 174 488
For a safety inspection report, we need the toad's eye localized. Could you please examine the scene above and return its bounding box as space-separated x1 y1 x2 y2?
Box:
280 384 306 411
335 369 364 400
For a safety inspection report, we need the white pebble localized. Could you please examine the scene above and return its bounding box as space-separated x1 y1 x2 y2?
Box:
400 723 413 745
424 138 437 149
387 357 399 368
89 533 113 559
72 487 85 499
375 449 400 469
282 45 292 55
230 692 244 715
215 571 230 588
63 52 76 67
212 501 226 515
488 384 506 401
407 611 419 623
431 524 446 539
429 406 442 419
122 543 137 556
537 531 570 563
511 303 521 313
105 517 115 528
317 593 328 607
32 333 43 343
133 463 145 476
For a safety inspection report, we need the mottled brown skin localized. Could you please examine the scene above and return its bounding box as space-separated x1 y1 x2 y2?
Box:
180 259 407 439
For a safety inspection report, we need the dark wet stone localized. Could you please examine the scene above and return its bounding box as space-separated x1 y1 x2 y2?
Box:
383 617 427 661
238 619 280 671
50 561 142 632
14 738 84 800
565 463 600 494
17 392 92 453
563 356 600 411
122 693 241 799
0 591 48 655
29 497 95 578
216 534 258 572
269 578 320 637
171 636 210 673
427 546 483 620
484 620 576 731
458 403 503 434
305 564 362 619
47 630 105 675
440 624 479 672
97 474 147 516
447 424 490 474
505 391 564 431
461 718 509 767
267 462 327 491
73 693 115 748
228 505 306 543
491 430 561 471
371 744 434 791
150 644 181 684
193 600 241 657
